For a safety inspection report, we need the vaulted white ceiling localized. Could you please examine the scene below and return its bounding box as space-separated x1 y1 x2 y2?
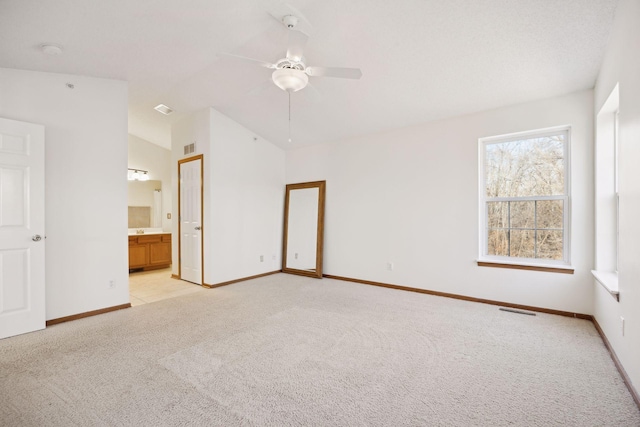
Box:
0 0 618 150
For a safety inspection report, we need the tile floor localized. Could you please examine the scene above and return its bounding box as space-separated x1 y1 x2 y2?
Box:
128 268 205 306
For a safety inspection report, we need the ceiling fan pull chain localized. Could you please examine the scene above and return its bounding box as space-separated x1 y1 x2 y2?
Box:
288 91 292 142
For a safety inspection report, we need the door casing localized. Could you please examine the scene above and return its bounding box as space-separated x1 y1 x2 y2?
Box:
178 154 204 285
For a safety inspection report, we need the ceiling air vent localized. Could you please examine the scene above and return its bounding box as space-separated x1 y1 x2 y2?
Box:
183 143 195 156
154 104 173 115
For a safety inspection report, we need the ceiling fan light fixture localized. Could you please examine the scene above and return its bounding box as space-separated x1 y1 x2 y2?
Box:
272 68 308 92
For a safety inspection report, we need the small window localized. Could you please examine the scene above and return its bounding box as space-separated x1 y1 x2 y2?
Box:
479 127 570 265
614 110 619 273
594 84 619 278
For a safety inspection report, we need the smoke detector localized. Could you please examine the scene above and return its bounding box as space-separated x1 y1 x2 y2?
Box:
40 44 63 55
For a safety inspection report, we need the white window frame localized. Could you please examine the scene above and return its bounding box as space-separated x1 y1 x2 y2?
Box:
478 126 572 268
613 109 619 274
592 84 619 298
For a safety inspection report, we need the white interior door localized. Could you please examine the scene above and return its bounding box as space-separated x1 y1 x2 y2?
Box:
179 157 202 285
0 118 45 339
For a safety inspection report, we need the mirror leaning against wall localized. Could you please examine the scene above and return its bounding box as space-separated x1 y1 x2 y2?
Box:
282 181 326 278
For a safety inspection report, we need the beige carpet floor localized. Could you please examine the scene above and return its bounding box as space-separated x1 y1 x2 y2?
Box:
1 273 639 426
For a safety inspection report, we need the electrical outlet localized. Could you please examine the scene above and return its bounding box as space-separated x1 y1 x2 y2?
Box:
260 255 264 262
621 316 625 336
108 280 115 289
272 254 276 261
387 262 394 271
295 253 299 259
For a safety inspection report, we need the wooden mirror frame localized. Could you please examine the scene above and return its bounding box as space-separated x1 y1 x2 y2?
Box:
282 181 326 278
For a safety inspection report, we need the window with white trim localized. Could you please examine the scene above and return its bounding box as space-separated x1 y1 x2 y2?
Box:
593 84 619 295
479 127 570 265
614 109 619 273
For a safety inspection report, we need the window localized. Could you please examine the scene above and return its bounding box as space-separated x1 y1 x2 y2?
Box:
479 127 570 266
593 84 619 297
613 109 619 273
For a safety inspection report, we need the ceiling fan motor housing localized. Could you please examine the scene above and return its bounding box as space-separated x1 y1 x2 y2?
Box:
282 15 298 28
276 58 305 71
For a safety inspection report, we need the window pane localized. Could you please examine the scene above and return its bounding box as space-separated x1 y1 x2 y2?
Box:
537 230 563 260
482 129 568 263
485 134 565 198
510 201 535 229
510 229 535 258
487 202 508 229
488 229 509 256
537 200 563 229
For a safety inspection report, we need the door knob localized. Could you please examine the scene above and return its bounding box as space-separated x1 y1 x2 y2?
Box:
32 235 42 242
194 226 201 231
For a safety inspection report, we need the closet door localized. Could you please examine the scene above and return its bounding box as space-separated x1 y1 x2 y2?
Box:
178 155 203 285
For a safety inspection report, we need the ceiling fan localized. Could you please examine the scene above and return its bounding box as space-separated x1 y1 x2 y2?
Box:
218 13 363 94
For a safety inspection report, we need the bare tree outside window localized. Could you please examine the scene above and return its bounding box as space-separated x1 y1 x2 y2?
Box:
482 131 568 261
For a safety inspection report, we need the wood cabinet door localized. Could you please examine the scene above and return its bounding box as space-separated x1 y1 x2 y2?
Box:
149 242 171 265
129 244 149 268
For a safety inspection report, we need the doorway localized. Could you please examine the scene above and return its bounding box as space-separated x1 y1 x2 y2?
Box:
178 155 203 285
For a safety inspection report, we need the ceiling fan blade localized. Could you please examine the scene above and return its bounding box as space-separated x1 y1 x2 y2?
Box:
286 30 308 62
305 66 363 79
217 53 276 69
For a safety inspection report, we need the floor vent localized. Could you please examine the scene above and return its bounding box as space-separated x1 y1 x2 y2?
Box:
184 143 195 155
499 307 536 316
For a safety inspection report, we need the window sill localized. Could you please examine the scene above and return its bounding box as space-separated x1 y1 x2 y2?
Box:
477 259 574 274
591 270 619 301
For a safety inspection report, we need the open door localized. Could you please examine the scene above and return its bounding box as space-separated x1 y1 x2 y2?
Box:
0 118 45 339
178 155 203 285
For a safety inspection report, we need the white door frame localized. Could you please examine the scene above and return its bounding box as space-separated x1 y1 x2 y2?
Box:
178 155 204 285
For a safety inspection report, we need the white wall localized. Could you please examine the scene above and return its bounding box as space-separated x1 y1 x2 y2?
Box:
287 90 594 314
0 68 129 320
128 134 172 231
208 109 285 284
593 0 640 394
171 108 285 284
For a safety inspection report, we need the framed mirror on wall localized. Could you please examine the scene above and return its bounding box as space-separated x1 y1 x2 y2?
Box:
282 181 326 278
128 180 162 230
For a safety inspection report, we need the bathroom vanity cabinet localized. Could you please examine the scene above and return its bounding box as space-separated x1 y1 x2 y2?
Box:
128 233 171 271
